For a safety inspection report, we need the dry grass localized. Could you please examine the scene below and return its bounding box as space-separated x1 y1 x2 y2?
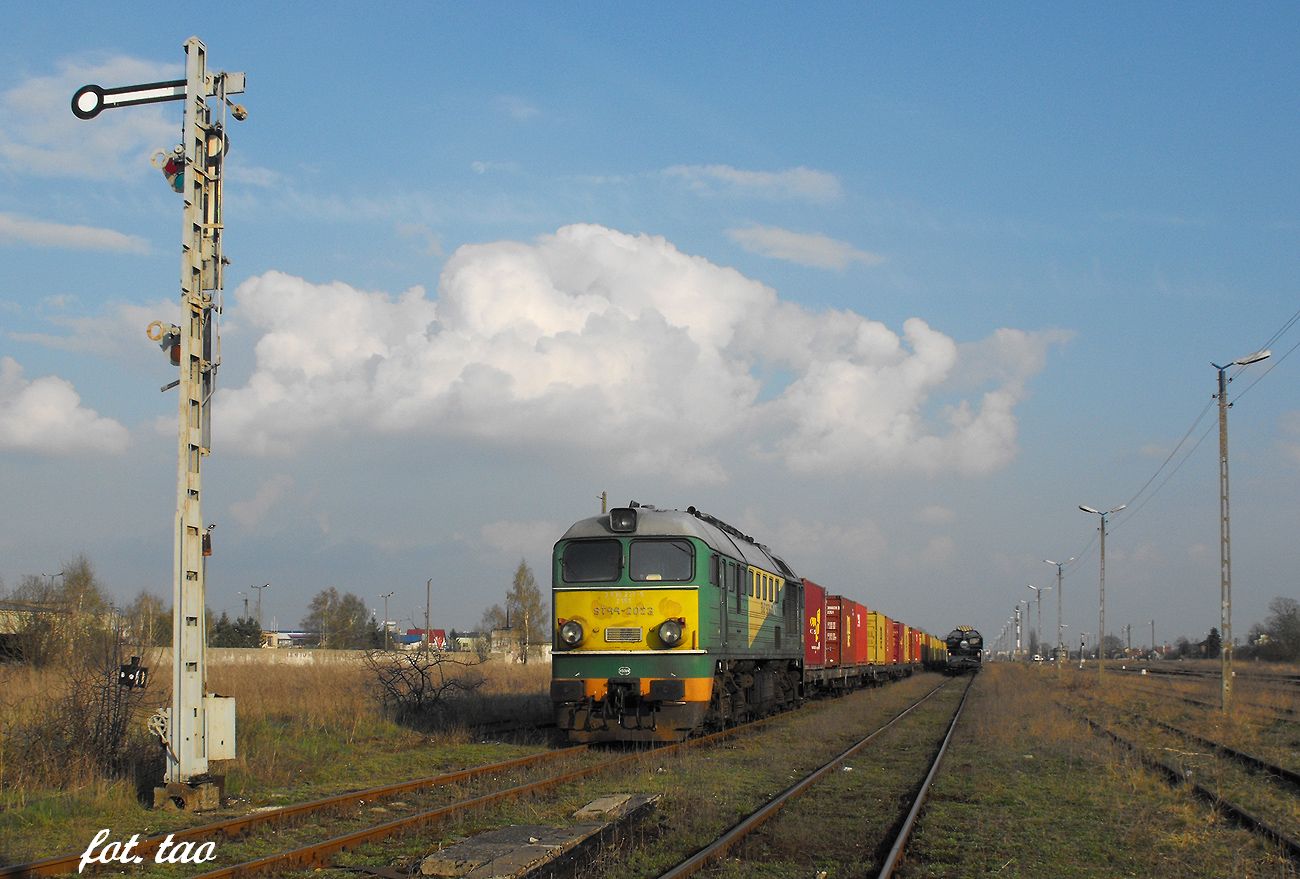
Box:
0 649 552 865
902 664 1298 878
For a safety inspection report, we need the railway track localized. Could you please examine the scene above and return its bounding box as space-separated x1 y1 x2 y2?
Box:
650 675 975 879
4 707 820 879
1080 714 1300 865
1110 670 1298 722
1067 692 1300 866
0 746 588 879
1121 664 1300 689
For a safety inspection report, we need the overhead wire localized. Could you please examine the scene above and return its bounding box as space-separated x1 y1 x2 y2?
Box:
1052 302 1299 566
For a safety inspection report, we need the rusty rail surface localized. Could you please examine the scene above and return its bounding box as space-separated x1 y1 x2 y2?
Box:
0 746 585 879
190 712 790 879
876 677 974 878
1081 715 1300 864
655 678 968 879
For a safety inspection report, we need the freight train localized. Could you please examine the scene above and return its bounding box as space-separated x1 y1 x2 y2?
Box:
943 625 983 674
550 503 950 743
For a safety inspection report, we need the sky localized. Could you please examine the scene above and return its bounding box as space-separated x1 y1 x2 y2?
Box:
1 3 1297 649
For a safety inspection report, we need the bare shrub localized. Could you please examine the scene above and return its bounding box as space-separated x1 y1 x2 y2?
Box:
5 619 159 793
363 649 487 727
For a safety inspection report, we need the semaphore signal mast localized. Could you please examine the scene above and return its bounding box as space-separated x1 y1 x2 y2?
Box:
73 36 247 810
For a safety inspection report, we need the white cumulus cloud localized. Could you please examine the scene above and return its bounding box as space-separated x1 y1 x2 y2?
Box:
229 474 295 530
727 224 883 270
0 212 149 253
664 164 842 202
0 357 129 454
216 224 1063 480
0 55 179 180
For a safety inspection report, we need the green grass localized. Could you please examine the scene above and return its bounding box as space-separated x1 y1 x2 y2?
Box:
900 665 1296 878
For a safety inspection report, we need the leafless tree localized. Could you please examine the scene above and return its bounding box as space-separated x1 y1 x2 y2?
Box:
362 649 486 725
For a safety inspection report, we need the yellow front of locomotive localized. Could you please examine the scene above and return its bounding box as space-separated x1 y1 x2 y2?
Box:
550 507 715 743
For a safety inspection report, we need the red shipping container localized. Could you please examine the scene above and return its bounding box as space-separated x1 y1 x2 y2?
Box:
839 598 857 666
803 579 826 670
910 629 923 664
846 599 869 666
890 620 905 664
825 595 844 667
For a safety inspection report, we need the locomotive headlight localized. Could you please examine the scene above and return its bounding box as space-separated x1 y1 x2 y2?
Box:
657 618 684 647
559 620 585 647
609 507 637 533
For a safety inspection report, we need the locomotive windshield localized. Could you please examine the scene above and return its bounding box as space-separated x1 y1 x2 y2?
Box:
561 539 621 582
630 539 694 582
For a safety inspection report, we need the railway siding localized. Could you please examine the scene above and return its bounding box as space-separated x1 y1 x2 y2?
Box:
897 665 1294 878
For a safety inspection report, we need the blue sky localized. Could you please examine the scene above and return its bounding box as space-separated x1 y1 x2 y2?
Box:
1 3 1296 649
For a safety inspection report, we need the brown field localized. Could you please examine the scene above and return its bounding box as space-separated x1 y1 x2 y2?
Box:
0 650 552 864
4 655 1298 876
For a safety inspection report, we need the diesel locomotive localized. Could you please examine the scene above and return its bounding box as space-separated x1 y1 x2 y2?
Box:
943 625 984 674
549 502 949 743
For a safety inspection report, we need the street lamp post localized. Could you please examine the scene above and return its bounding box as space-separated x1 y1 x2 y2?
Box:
1008 603 1019 660
1044 557 1074 662
1026 584 1051 659
252 583 269 631
1079 504 1125 677
1213 347 1271 712
380 591 394 651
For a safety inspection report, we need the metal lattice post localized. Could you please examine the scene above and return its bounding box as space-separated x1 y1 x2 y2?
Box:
168 34 211 786
74 34 245 805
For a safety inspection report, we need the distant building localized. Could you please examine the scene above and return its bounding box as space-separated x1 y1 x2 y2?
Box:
261 631 312 648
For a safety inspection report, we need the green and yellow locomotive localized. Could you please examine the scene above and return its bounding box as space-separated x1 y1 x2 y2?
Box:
550 503 803 742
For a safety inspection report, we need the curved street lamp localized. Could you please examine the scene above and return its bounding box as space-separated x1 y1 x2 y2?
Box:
1043 557 1074 662
1212 347 1271 711
1079 504 1126 677
1026 583 1051 659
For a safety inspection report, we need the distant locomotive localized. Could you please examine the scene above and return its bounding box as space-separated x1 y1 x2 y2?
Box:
549 503 949 743
944 626 983 674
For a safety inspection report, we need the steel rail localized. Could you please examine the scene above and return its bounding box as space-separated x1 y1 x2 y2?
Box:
1079 713 1300 865
188 711 790 879
0 746 586 879
1141 716 1300 789
1124 665 1300 688
876 675 974 878
654 679 957 879
1109 673 1297 721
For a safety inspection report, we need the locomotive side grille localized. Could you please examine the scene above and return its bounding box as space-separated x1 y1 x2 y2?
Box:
604 627 643 643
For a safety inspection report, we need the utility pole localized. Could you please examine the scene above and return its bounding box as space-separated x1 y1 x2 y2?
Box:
1213 348 1271 712
599 491 608 514
1027 584 1051 658
252 583 269 630
1079 504 1125 679
425 578 432 655
1150 619 1156 657
74 36 247 811
381 591 394 651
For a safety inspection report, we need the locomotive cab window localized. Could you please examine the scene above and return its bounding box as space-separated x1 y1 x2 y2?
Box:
630 539 694 582
561 539 622 583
